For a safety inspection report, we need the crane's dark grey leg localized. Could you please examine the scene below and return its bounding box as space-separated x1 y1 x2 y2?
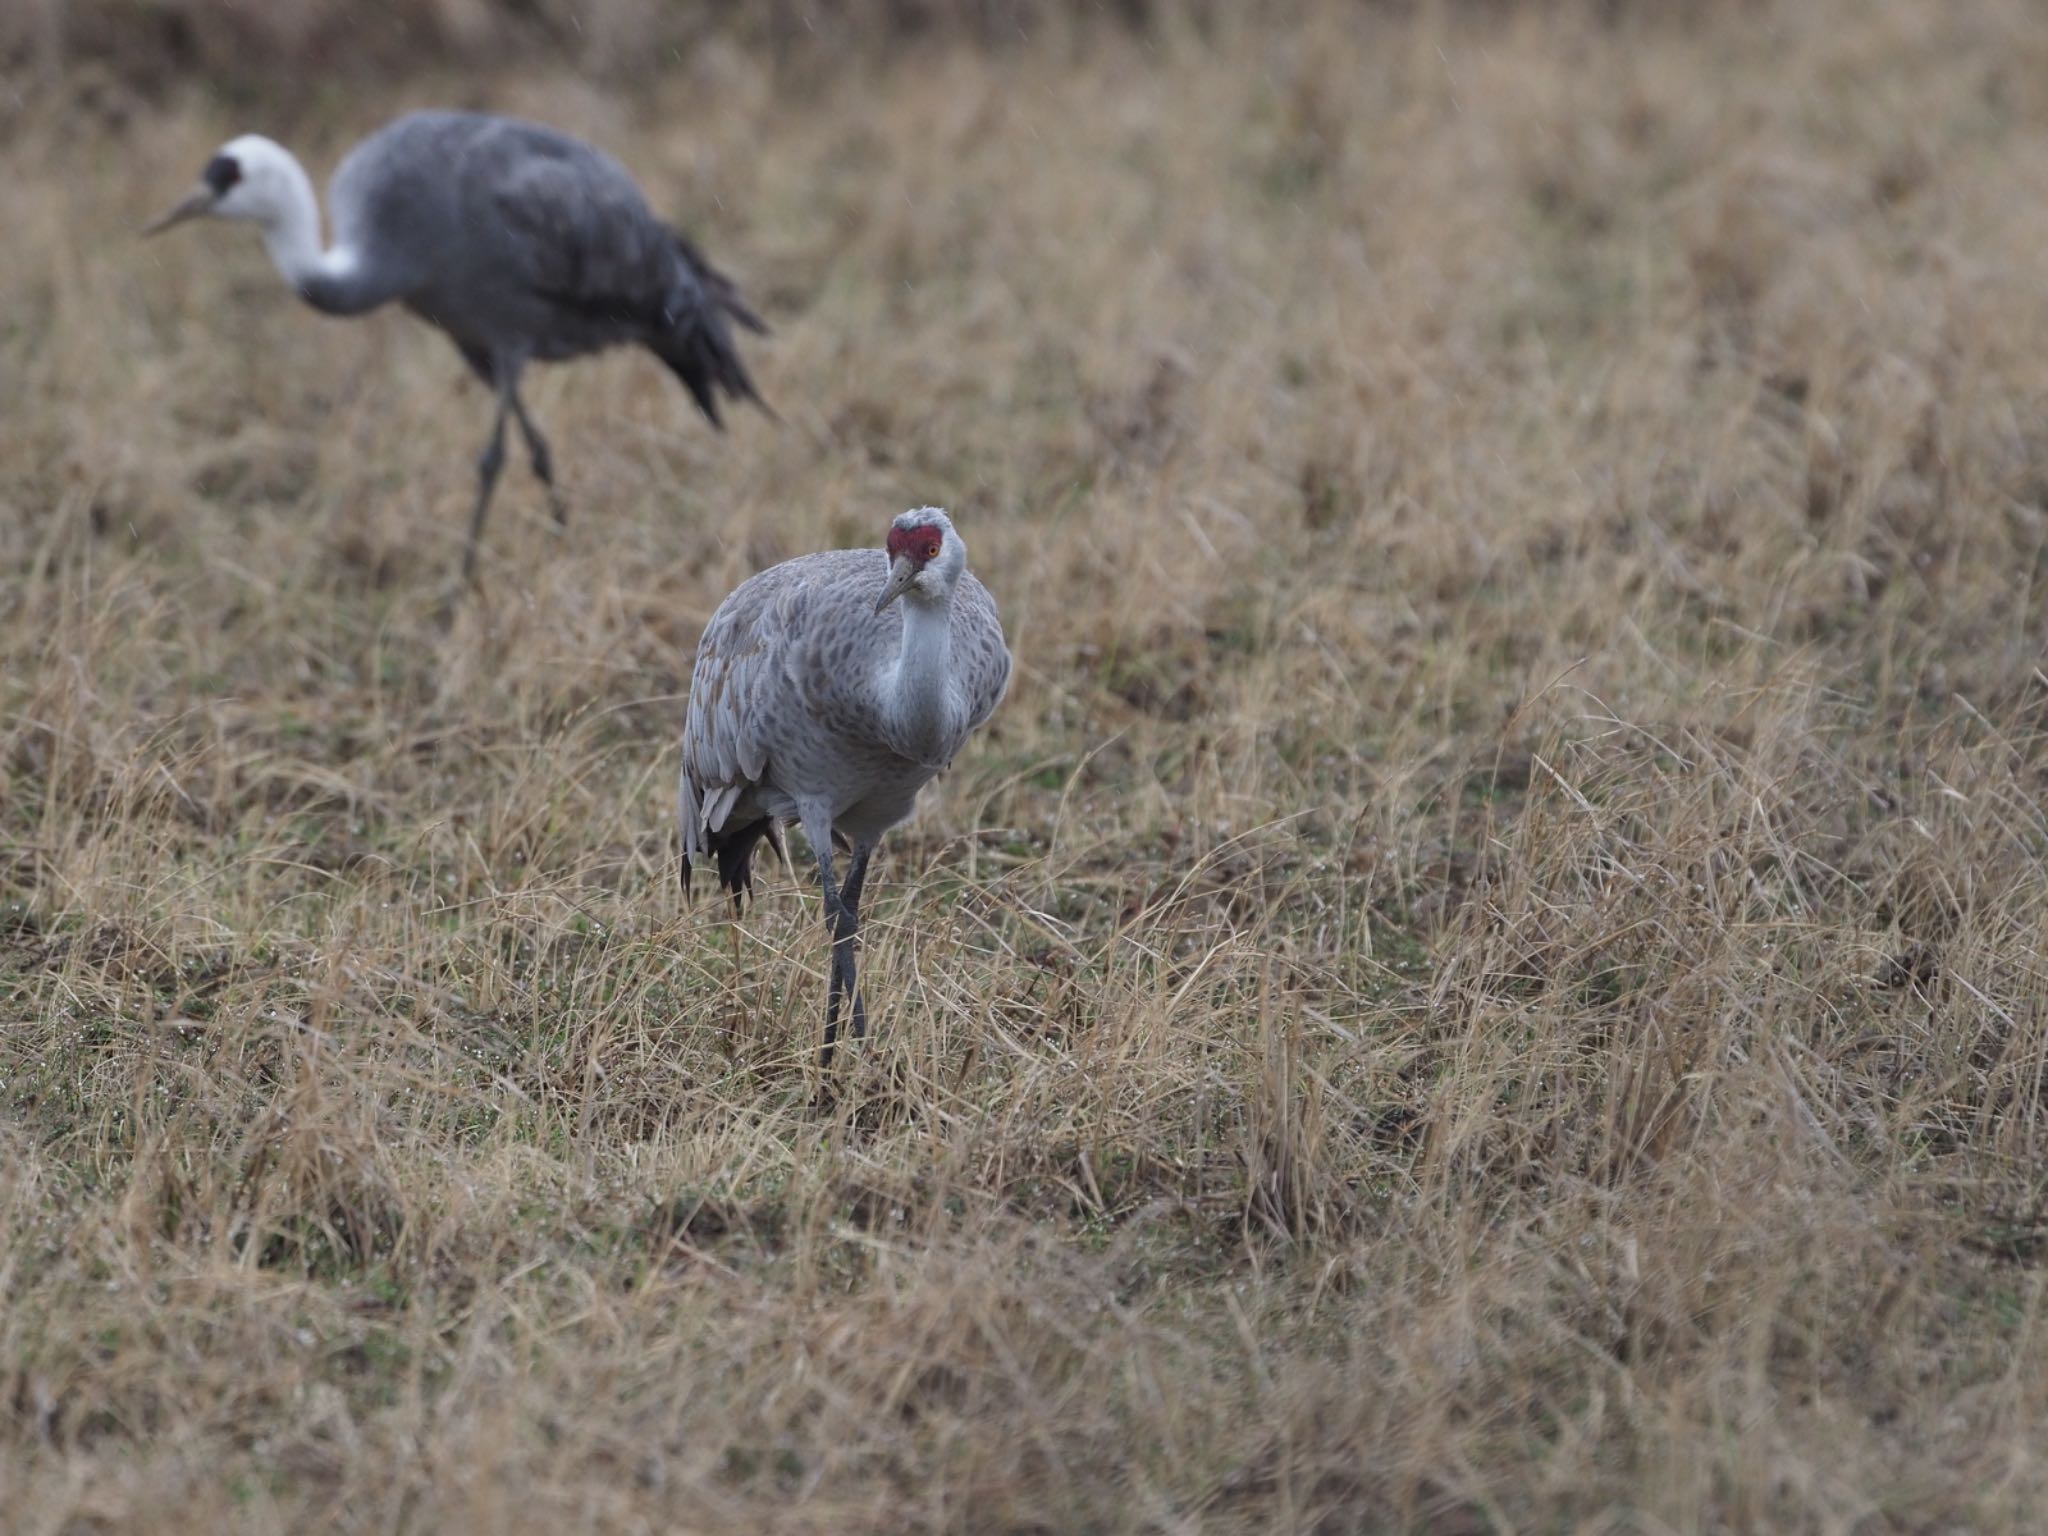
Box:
507 386 568 528
799 806 853 1070
834 843 873 1046
463 372 516 585
817 844 853 1070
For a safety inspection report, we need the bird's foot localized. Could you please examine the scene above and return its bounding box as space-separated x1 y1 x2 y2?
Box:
433 563 491 631
432 586 463 632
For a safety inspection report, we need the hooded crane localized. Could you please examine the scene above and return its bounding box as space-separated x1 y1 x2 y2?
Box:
679 508 1011 1067
144 110 769 581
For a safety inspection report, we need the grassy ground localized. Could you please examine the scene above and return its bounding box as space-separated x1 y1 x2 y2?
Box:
7 2 2048 1529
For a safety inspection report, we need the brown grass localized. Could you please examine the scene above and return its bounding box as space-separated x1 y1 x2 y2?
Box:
7 1 2048 1529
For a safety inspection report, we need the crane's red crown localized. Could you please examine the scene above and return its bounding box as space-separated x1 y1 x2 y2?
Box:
887 522 944 566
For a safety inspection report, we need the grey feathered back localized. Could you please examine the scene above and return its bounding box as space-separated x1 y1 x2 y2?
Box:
678 547 1011 856
328 111 766 419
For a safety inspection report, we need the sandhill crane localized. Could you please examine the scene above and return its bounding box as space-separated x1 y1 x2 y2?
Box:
679 508 1012 1067
143 110 769 581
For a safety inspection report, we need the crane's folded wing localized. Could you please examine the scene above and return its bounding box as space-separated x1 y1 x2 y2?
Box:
472 128 675 326
680 604 781 834
958 577 1013 731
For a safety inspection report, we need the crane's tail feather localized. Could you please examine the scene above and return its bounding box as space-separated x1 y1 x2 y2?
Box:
658 228 776 429
682 816 783 915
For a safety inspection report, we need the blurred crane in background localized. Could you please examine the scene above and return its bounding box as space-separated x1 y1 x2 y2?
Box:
145 109 770 581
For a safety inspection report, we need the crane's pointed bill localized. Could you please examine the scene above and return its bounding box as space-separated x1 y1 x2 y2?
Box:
141 184 217 237
875 554 918 613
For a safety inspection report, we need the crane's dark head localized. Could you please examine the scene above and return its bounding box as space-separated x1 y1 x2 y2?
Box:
142 135 300 236
876 507 965 613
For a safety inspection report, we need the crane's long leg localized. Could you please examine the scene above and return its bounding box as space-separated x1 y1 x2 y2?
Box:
835 843 873 1046
507 384 568 528
799 807 861 1070
463 371 516 585
816 846 852 1071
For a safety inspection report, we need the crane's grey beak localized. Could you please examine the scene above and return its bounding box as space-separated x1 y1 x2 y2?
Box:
141 184 217 238
874 554 918 613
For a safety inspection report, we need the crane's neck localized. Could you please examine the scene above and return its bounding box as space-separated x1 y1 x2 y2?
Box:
256 156 391 318
884 590 961 765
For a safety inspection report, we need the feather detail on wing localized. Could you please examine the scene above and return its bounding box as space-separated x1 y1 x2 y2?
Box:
477 130 677 327
955 574 1014 734
650 230 775 426
463 120 771 423
678 598 779 854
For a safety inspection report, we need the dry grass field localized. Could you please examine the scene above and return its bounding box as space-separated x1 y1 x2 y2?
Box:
7 1 2048 1529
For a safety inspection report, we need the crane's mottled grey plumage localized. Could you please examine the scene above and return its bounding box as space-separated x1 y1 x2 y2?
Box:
145 110 768 580
678 508 1011 1065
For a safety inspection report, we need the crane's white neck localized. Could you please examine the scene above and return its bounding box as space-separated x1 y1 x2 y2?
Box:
228 143 381 316
258 181 370 315
258 178 324 284
884 590 961 765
